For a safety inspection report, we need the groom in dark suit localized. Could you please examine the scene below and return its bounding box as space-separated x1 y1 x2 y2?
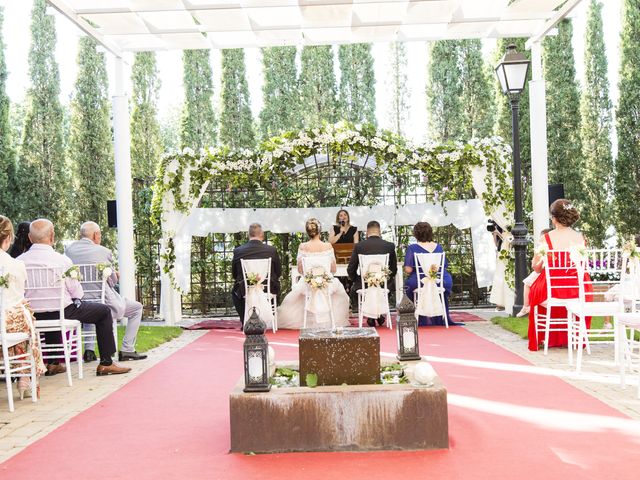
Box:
347 220 397 326
231 223 282 327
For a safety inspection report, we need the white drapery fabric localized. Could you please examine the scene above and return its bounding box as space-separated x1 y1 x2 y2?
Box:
160 199 497 324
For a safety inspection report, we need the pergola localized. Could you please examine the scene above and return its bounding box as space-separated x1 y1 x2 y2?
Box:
47 0 584 308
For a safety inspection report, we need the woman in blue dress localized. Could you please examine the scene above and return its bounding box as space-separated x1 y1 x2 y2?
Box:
403 222 454 326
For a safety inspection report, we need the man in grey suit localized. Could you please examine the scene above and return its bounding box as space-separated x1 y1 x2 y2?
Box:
65 221 147 362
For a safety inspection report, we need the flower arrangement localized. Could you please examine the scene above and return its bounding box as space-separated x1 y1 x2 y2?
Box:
622 238 640 260
534 243 548 257
304 268 332 290
363 266 391 288
63 265 82 281
246 272 262 286
95 262 113 279
0 273 11 289
151 122 513 291
427 264 439 280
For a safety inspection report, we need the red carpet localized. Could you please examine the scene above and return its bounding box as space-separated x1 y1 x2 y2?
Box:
2 325 639 480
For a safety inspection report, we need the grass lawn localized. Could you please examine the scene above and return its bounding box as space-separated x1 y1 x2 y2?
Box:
116 325 183 353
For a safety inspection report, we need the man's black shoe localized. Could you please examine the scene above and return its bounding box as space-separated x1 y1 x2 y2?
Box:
118 351 148 361
366 318 376 327
83 350 97 363
377 316 386 326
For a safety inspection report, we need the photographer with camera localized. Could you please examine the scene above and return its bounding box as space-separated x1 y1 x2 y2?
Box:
329 209 360 244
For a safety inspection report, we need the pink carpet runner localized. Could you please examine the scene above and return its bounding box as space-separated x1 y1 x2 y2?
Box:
2 320 639 480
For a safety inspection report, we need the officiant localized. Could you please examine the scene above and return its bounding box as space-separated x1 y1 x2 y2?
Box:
328 209 360 244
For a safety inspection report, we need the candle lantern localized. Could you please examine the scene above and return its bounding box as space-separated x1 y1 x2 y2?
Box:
396 293 421 361
243 308 271 392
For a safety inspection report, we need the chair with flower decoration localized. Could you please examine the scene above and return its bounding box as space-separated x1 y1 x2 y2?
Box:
241 258 277 333
300 255 335 329
356 253 392 329
413 252 449 328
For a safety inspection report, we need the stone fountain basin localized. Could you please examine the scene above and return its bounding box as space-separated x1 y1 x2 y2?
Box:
229 359 449 453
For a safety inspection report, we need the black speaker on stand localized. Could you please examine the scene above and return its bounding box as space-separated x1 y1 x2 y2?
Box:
107 200 117 228
548 184 565 206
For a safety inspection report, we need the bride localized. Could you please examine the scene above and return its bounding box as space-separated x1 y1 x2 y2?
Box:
278 218 350 329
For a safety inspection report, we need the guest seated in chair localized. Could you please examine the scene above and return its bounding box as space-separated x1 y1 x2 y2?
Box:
18 219 130 376
347 221 397 326
8 222 32 258
403 222 454 326
65 221 147 362
231 223 281 328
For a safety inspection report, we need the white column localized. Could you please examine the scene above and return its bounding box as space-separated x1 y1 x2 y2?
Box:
528 41 550 238
112 57 136 300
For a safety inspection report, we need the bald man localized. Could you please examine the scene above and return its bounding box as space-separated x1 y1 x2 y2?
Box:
19 219 130 376
65 221 146 362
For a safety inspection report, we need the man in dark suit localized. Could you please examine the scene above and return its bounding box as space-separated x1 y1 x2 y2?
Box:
231 223 281 327
347 220 397 326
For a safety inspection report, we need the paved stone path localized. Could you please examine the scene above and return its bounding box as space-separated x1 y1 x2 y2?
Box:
1 311 639 465
0 329 206 464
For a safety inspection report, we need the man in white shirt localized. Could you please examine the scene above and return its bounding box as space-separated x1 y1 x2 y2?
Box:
65 221 146 362
19 219 131 376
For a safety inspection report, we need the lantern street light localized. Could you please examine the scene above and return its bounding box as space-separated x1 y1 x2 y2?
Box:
495 44 531 317
396 293 421 361
243 308 271 392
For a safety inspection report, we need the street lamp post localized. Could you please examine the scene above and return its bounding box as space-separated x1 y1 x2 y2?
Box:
495 44 531 317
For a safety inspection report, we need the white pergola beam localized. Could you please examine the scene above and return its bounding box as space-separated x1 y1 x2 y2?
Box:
525 0 584 50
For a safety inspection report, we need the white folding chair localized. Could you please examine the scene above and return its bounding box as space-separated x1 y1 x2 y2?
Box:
615 255 640 396
301 255 335 329
25 267 82 386
413 252 449 328
77 264 120 353
356 253 392 329
567 249 624 372
241 258 278 333
0 282 38 412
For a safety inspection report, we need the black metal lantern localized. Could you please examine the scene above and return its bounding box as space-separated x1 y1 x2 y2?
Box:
495 44 531 316
396 294 421 361
243 308 271 392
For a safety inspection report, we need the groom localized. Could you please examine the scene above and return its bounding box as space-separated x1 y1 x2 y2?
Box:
231 223 282 327
347 220 397 326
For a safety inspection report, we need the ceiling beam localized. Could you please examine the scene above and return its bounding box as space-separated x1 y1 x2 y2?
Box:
46 0 124 58
525 0 584 49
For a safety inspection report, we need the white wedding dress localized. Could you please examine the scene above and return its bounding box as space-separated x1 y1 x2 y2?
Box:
277 248 350 329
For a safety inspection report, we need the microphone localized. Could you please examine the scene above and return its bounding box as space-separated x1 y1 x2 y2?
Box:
340 220 346 227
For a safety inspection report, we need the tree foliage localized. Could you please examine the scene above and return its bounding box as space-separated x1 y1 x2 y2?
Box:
259 46 300 139
386 42 409 136
17 0 70 234
131 52 163 178
338 43 376 125
181 49 216 150
426 40 463 142
580 0 613 246
543 19 584 206
68 37 114 239
615 0 640 237
219 48 255 149
459 39 495 139
300 45 338 127
0 6 17 219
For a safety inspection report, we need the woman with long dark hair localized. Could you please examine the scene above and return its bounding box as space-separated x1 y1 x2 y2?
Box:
8 222 32 258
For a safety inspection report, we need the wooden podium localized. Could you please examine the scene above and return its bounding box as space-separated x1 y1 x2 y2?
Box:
332 243 354 264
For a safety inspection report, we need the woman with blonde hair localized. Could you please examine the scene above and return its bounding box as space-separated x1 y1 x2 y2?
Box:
278 218 350 329
0 216 45 399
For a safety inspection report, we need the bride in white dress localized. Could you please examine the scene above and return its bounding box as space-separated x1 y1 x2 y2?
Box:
278 218 350 329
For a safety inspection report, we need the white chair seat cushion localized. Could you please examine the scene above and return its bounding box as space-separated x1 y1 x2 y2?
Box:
566 301 623 317
615 312 640 328
34 319 82 330
357 288 389 294
0 332 30 347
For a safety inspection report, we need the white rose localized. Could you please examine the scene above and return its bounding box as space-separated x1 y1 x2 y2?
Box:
103 267 113 278
69 270 79 280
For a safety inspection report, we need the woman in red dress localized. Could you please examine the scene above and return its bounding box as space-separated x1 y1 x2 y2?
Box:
528 199 593 351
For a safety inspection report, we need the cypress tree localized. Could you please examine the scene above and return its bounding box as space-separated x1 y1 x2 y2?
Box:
69 37 113 232
386 42 409 136
580 0 613 246
0 6 16 218
18 0 69 233
426 40 463 142
338 43 376 125
181 49 216 150
259 46 300 139
615 0 640 237
543 19 583 205
300 45 338 127
459 39 495 139
131 52 163 179
219 48 255 149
